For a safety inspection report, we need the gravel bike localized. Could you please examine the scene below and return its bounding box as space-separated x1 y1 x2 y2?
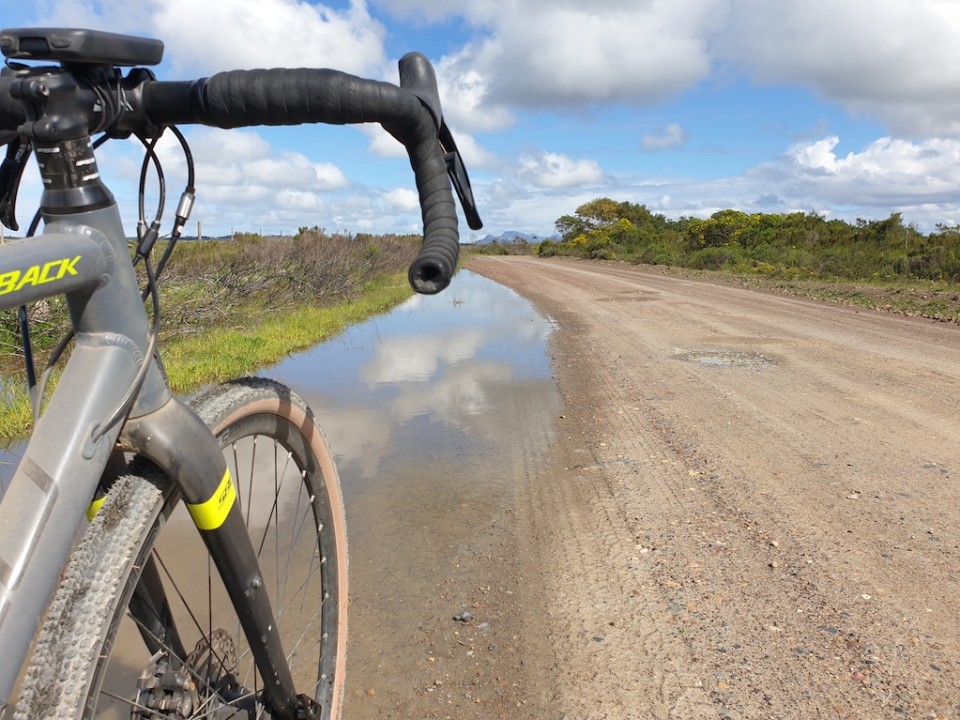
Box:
0 26 480 720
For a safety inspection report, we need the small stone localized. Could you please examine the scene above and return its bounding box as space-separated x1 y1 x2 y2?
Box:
453 610 474 623
366 688 376 697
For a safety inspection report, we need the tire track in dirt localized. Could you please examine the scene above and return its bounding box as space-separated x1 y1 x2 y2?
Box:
488 260 719 718
471 255 960 720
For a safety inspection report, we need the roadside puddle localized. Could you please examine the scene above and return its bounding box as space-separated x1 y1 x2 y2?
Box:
268 268 560 714
270 268 557 496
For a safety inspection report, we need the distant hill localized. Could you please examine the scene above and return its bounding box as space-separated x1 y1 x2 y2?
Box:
469 230 553 245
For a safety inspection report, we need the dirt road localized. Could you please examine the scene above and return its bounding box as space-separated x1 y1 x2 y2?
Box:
460 256 960 720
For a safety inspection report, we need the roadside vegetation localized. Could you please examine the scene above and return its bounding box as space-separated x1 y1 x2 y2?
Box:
0 228 419 438
522 197 960 322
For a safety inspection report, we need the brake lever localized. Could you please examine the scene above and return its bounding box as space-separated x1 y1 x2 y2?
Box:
0 136 31 232
439 120 482 231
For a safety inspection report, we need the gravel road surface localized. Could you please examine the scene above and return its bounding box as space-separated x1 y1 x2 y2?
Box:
346 255 960 720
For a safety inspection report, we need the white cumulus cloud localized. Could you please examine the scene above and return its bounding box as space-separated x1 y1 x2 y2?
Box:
33 0 388 76
384 187 419 212
517 152 605 190
715 0 960 137
423 0 718 133
382 0 960 139
770 136 960 208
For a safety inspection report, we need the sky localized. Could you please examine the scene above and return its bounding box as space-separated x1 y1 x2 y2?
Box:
3 0 960 240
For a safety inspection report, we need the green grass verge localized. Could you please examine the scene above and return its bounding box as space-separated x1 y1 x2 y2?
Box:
162 274 411 391
0 273 412 441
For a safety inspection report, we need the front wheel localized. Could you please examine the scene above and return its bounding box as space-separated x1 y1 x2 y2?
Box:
14 377 348 719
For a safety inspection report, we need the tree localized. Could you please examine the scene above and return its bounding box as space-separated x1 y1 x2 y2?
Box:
575 198 622 227
556 214 589 241
557 198 631 241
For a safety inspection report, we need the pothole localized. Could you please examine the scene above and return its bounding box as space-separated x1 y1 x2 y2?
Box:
676 349 777 370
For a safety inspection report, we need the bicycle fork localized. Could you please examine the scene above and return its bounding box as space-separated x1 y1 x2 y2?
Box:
123 398 310 720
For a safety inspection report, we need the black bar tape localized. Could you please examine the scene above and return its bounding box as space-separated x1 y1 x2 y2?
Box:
200 69 397 128
189 69 460 293
407 135 459 293
3 65 464 293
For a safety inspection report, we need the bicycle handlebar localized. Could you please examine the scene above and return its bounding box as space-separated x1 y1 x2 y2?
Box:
0 51 481 294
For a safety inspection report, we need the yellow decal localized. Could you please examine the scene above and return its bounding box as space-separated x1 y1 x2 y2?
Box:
86 495 106 522
187 469 236 531
0 255 82 296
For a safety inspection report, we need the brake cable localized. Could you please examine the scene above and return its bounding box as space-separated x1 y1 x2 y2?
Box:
23 124 196 425
21 133 111 416
92 126 196 439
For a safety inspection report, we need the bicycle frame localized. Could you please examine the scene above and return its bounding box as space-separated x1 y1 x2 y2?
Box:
0 25 480 716
0 196 304 714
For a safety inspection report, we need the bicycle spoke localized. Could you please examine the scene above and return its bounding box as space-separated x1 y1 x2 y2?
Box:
255 443 292 558
273 438 281 614
153 551 212 649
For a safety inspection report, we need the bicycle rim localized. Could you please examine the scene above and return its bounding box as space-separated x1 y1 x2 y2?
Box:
14 378 347 719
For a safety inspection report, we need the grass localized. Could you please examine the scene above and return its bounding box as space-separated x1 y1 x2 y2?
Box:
0 267 414 441
679 268 960 323
161 273 411 392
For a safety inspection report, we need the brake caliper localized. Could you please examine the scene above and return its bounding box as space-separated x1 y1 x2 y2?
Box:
133 629 239 718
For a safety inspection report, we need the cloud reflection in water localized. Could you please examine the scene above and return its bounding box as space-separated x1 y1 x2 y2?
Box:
272 270 555 486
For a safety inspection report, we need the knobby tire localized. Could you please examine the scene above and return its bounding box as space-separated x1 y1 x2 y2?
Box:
13 377 348 719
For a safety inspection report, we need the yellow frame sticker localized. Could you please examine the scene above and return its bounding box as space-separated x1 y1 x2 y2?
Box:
187 469 236 531
0 255 82 297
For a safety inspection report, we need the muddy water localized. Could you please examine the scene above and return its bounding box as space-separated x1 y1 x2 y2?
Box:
267 269 560 716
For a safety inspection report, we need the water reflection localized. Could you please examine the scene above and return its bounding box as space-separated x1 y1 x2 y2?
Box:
305 269 561 718
272 269 556 492
0 269 557 507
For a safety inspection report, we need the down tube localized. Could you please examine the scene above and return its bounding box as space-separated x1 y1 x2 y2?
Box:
0 340 141 712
